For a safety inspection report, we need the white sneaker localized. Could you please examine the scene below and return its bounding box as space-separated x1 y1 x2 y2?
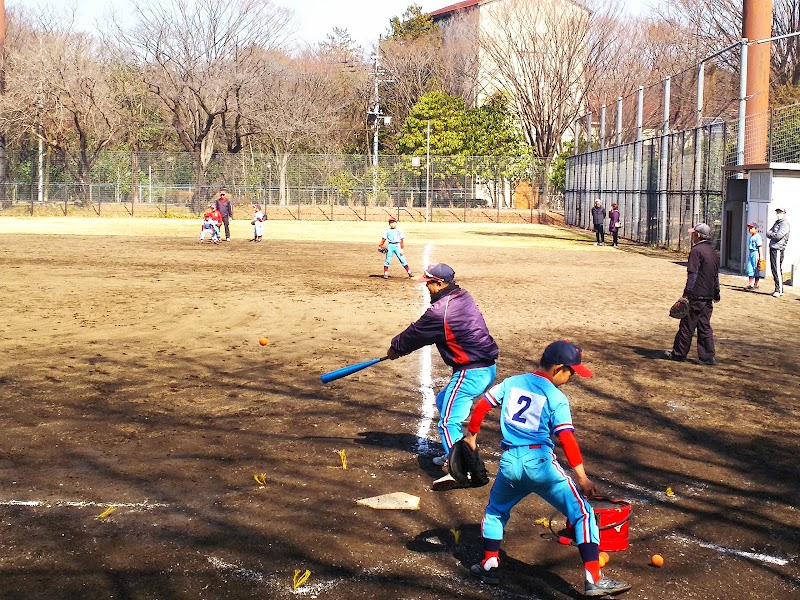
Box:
432 454 448 466
773 291 783 297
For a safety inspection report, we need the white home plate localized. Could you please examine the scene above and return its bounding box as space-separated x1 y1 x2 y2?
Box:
356 492 420 510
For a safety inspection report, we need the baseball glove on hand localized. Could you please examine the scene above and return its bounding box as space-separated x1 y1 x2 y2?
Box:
448 439 490 488
669 297 690 319
378 246 388 254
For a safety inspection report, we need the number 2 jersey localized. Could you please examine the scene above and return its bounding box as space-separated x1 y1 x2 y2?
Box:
483 372 574 450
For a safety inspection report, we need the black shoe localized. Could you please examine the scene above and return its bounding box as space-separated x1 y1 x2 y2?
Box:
584 576 631 597
470 563 499 585
663 350 686 362
698 357 717 366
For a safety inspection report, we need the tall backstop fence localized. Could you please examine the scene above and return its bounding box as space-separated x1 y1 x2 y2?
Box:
565 33 800 252
0 152 561 224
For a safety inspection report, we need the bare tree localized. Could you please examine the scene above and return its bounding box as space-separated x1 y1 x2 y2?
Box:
0 11 123 200
314 28 372 152
112 0 292 207
436 13 481 107
478 0 626 158
379 32 445 152
244 53 353 205
656 0 800 90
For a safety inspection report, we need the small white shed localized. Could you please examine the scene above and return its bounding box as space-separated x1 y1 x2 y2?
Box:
721 163 799 287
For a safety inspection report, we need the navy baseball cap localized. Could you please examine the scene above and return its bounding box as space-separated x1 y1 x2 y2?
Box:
420 263 455 283
541 341 592 377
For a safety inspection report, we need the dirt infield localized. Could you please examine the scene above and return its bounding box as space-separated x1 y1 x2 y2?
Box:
1 218 798 600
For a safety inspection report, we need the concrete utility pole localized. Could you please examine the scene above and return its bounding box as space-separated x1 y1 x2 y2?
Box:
743 0 772 164
369 39 391 202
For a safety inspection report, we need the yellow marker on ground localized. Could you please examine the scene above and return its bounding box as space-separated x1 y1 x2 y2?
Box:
450 528 461 545
293 569 311 589
254 473 267 486
96 506 116 519
338 450 347 470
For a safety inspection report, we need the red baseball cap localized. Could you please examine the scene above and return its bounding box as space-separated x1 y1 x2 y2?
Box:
541 340 592 377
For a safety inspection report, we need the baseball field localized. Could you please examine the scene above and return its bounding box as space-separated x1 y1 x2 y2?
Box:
0 217 797 600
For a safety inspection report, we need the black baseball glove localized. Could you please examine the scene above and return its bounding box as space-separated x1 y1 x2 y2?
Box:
447 439 490 488
669 297 690 319
378 246 388 254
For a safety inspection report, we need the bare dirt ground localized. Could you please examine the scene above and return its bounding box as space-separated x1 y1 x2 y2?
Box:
0 217 798 600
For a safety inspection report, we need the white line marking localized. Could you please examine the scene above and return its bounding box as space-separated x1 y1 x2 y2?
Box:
207 557 267 583
0 499 168 510
414 243 438 457
671 534 790 566
207 556 344 596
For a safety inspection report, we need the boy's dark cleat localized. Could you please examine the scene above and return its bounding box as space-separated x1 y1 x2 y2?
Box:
470 563 500 585
698 357 717 366
584 576 631 597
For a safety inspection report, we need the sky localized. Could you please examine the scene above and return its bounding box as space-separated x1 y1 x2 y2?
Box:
9 0 646 52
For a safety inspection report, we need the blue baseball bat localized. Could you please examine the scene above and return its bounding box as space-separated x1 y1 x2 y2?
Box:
320 356 388 384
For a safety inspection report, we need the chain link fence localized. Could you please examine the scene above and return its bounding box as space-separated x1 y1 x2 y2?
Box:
0 152 562 223
567 102 800 252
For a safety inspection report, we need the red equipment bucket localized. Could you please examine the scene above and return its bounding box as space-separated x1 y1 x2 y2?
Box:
593 497 631 551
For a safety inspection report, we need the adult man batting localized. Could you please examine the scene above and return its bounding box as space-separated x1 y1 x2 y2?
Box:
386 263 498 467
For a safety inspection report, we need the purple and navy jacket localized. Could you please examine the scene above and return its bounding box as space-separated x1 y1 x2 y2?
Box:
391 285 498 372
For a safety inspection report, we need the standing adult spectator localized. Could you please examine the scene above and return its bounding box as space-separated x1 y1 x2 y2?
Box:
386 264 498 468
608 203 621 248
766 207 790 298
215 189 234 242
591 199 606 246
664 223 720 366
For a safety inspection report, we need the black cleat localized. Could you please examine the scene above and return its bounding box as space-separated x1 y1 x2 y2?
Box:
470 563 499 585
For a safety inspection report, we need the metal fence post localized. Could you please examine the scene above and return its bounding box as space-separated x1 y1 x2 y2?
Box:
633 86 644 240
659 76 671 245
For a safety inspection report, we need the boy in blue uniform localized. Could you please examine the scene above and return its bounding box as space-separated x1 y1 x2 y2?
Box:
465 340 630 598
745 223 763 290
378 217 413 279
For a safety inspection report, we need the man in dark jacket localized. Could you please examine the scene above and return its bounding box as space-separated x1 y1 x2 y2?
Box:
590 199 606 246
766 207 790 297
665 223 720 366
215 189 234 241
388 263 498 466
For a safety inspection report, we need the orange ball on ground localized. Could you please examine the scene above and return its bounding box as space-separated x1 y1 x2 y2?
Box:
259 338 269 346
599 551 610 567
651 554 664 567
